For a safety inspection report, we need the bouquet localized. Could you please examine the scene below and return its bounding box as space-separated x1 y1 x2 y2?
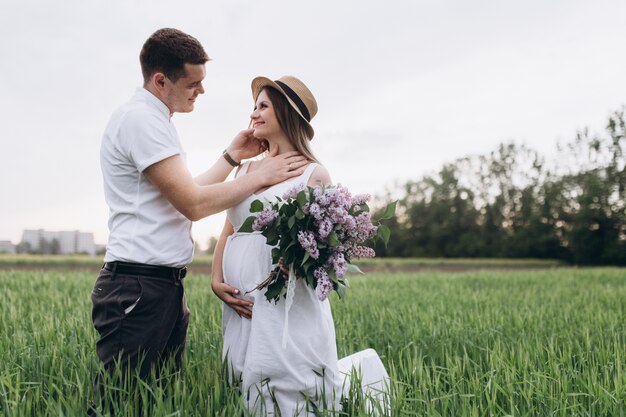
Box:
239 183 396 303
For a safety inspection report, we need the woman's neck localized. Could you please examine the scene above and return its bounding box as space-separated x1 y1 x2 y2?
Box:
267 133 296 154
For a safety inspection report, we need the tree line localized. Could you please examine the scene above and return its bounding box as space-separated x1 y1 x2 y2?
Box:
373 109 626 265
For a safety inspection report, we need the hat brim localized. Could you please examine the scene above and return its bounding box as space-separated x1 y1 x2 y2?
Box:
251 76 314 139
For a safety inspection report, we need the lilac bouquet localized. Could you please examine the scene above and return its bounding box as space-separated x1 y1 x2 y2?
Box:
238 183 396 303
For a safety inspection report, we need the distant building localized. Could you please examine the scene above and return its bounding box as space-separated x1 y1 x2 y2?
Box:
0 240 15 254
21 229 96 255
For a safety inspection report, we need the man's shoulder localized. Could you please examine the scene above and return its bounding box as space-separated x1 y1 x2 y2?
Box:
116 98 160 119
109 100 165 133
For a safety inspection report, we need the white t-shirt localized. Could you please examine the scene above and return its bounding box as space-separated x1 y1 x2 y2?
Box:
100 88 193 267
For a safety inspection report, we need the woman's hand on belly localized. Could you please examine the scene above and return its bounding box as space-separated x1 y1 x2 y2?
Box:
211 281 254 320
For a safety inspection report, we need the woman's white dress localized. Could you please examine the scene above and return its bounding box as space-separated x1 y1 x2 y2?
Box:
222 162 342 416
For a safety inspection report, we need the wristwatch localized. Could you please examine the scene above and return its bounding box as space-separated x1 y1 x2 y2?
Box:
222 149 240 167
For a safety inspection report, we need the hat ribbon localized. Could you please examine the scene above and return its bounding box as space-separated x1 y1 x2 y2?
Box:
275 80 311 122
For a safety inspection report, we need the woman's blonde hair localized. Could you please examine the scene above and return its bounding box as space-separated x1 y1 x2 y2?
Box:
263 87 319 163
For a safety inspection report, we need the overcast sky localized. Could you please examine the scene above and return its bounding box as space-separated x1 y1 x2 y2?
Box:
2 0 626 248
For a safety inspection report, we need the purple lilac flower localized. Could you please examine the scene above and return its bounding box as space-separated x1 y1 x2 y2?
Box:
252 207 279 231
313 187 324 204
309 203 323 221
314 268 333 301
314 187 330 206
328 206 349 224
347 244 376 259
313 184 353 211
342 215 357 232
283 183 307 200
334 185 353 210
352 193 371 206
318 218 334 239
350 212 377 241
297 231 319 259
329 252 348 277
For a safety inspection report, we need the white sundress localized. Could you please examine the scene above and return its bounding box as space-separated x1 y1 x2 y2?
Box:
222 162 342 416
221 161 390 416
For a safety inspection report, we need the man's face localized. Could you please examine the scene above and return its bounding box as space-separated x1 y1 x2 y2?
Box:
162 63 206 114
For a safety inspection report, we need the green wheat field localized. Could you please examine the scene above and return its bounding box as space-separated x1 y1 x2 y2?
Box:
0 263 624 416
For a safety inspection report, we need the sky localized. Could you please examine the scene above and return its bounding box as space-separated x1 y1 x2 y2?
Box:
2 0 626 249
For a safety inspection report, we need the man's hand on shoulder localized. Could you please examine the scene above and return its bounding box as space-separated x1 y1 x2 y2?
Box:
255 145 309 186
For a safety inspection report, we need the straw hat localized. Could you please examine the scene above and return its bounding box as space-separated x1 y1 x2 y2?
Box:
251 75 318 139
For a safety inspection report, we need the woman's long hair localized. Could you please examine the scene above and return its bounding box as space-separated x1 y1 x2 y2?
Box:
264 87 319 163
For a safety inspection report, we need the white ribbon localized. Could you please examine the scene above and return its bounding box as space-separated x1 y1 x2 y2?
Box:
282 264 297 348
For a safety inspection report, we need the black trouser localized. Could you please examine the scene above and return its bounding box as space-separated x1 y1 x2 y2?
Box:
89 262 190 413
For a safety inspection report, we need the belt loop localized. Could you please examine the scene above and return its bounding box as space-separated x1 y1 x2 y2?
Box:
175 267 186 285
110 262 118 281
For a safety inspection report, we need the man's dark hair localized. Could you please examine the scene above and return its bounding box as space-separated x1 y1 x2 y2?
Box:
140 28 209 83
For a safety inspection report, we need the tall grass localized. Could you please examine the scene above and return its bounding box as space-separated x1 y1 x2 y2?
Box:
0 253 564 269
0 268 623 416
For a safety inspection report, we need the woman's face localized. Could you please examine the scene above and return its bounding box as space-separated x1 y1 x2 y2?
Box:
250 89 282 140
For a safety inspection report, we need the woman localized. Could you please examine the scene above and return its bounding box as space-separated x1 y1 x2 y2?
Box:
211 76 388 416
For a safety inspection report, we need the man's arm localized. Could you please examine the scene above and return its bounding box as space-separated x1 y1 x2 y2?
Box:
144 147 307 221
194 128 269 186
193 149 243 186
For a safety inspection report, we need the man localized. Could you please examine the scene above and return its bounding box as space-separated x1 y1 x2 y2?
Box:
90 28 306 411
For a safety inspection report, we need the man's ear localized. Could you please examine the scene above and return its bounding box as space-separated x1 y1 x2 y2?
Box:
150 72 167 91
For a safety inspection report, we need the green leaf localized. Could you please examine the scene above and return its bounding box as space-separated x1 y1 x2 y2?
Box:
328 232 341 247
346 263 364 274
301 251 310 266
265 279 286 303
271 248 281 264
266 228 279 246
378 224 391 246
305 269 316 287
288 215 296 229
335 280 347 299
250 199 265 213
296 190 307 207
238 216 255 233
380 200 397 220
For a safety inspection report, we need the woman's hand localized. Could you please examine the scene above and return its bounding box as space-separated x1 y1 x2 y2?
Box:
211 280 254 320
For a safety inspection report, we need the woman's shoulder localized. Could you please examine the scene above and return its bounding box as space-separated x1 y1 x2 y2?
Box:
307 163 332 187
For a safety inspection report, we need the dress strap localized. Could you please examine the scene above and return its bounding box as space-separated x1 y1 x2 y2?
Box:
300 162 319 186
235 161 252 179
237 160 319 184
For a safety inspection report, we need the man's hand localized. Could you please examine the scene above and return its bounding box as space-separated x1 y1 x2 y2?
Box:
211 281 254 319
256 145 309 186
227 129 267 162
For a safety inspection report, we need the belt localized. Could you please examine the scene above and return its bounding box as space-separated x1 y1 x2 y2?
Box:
103 261 187 280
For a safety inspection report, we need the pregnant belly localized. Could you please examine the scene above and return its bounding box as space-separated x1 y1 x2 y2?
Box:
222 233 274 295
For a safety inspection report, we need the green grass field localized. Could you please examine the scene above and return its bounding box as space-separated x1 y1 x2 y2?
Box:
0 254 564 269
0 266 624 416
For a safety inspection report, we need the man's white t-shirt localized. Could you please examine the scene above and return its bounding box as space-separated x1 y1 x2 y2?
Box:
101 88 194 267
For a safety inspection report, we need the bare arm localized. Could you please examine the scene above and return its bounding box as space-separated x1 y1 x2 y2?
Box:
211 220 254 319
144 146 307 221
307 164 333 188
194 128 268 186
